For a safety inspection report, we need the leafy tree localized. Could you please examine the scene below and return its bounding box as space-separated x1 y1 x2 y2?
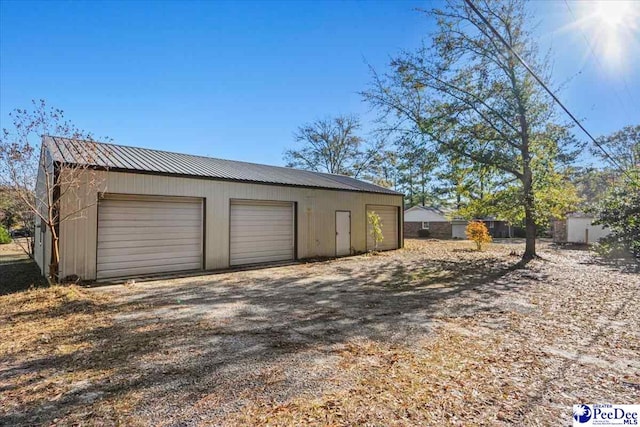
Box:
591 125 640 259
0 225 11 244
363 0 579 260
434 154 474 211
284 115 383 179
395 136 439 207
570 167 617 211
367 211 384 251
0 100 108 281
594 174 640 259
466 220 492 251
370 150 399 190
480 168 579 230
592 125 639 173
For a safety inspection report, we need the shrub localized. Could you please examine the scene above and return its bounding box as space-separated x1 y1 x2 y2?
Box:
417 229 431 238
367 211 384 250
594 175 640 260
466 220 492 251
0 225 11 244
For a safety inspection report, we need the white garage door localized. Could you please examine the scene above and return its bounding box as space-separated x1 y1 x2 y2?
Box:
367 205 399 251
97 195 203 279
230 200 294 266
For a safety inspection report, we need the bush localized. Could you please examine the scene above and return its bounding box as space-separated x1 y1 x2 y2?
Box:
466 220 492 251
417 229 431 238
0 225 11 244
593 240 633 260
594 174 640 259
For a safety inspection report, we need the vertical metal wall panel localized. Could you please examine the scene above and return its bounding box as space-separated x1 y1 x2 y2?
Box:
58 170 403 280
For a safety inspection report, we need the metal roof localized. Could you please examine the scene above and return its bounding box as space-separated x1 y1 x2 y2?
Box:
45 136 401 195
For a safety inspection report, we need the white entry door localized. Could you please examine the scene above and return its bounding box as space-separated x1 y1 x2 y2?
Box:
336 211 351 256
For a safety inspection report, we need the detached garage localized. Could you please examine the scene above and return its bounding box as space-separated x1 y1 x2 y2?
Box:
34 136 403 281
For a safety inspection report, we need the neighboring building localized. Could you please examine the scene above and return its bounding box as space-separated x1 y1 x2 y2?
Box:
478 218 513 238
403 205 451 239
552 213 611 244
451 219 468 239
34 137 403 281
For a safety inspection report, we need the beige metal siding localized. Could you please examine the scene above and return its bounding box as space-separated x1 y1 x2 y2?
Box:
58 169 403 280
96 195 202 279
230 200 294 265
367 205 399 251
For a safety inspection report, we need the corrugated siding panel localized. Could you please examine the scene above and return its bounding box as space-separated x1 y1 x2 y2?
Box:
58 170 403 280
367 205 399 251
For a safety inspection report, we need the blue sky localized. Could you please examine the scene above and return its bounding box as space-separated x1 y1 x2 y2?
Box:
1 0 638 167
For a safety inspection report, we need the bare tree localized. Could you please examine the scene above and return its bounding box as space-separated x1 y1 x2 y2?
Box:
0 100 108 281
284 115 383 179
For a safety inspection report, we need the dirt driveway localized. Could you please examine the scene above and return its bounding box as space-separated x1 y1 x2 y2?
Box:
1 239 638 426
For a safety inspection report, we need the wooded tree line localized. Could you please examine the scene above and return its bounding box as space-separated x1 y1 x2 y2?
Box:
286 114 636 230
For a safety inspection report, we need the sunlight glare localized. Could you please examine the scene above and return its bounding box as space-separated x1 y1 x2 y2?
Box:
595 0 633 28
575 0 640 71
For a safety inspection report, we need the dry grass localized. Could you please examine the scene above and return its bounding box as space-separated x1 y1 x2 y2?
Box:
231 325 530 426
0 285 145 425
227 241 640 426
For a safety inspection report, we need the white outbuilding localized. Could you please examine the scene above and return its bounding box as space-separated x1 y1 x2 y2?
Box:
552 213 611 244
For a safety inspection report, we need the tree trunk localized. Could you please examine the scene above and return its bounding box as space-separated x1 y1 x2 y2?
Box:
522 174 536 261
519 114 536 261
49 230 60 283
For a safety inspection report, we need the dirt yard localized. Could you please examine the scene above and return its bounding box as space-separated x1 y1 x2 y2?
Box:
1 239 638 426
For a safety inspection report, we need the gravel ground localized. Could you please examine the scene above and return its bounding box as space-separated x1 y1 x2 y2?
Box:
1 239 638 426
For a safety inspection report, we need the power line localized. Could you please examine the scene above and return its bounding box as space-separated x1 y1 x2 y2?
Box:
462 0 629 177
